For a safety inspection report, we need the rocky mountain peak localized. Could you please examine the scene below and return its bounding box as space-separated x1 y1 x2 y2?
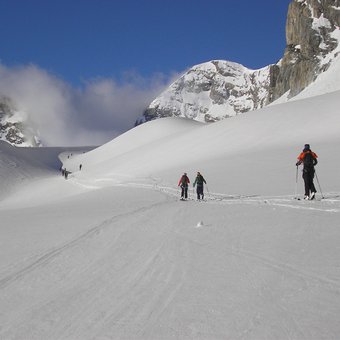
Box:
137 60 273 124
0 95 41 147
139 0 340 124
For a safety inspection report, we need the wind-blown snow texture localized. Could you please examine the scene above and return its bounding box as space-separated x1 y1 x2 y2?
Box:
1 59 340 339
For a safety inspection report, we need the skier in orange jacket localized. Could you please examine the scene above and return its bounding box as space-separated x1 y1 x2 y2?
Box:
296 144 318 200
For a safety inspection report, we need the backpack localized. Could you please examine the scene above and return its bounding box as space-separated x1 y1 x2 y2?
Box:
303 152 316 169
181 175 188 186
196 175 204 185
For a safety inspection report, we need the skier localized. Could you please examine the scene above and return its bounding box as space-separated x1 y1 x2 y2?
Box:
193 171 207 200
178 172 190 200
296 144 318 200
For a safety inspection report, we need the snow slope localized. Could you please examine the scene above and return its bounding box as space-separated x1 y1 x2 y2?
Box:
64 90 340 197
1 89 340 339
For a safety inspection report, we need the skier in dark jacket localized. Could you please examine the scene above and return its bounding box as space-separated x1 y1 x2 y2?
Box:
193 171 207 200
178 172 190 200
296 144 318 200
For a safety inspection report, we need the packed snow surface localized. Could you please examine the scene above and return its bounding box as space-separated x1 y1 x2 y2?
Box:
1 88 340 339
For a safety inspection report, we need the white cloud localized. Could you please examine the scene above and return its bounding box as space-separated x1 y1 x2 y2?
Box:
0 63 176 146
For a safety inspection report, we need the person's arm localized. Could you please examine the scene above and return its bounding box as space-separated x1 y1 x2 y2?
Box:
296 152 304 166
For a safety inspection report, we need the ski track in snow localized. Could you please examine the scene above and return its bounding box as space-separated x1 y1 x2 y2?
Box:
1 177 340 339
0 196 172 290
68 173 340 215
85 177 340 214
233 247 340 294
0 190 188 338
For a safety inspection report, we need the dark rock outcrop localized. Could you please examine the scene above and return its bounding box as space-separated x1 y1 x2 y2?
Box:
270 0 340 101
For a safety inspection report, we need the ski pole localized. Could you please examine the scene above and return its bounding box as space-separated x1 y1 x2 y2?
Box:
294 165 299 199
314 170 324 199
206 184 210 199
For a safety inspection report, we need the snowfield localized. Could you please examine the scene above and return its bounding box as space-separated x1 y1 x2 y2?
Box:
1 89 340 337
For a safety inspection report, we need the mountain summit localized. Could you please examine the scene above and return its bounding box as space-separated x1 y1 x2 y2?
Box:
138 0 340 124
0 96 40 147
138 61 273 124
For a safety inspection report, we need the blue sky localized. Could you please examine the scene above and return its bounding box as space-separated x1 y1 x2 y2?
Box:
0 0 291 86
0 0 292 146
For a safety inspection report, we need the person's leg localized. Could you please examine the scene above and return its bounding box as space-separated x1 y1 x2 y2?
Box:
303 172 310 197
197 185 203 200
310 172 317 194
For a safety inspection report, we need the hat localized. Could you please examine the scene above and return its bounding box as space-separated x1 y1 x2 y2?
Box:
303 144 310 151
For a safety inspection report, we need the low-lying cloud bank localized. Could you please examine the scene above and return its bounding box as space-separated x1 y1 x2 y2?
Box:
0 63 176 146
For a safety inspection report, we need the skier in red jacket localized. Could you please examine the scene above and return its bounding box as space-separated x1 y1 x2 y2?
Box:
296 144 318 200
178 172 190 200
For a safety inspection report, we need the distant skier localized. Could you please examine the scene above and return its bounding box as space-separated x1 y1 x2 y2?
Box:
296 144 318 200
79 164 82 171
193 171 207 200
178 172 190 200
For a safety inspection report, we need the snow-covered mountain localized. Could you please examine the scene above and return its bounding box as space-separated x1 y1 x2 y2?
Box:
0 96 41 147
138 0 340 124
137 61 273 124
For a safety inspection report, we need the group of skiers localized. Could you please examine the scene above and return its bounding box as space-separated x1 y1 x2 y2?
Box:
177 144 319 201
178 171 207 201
61 168 71 179
60 164 83 180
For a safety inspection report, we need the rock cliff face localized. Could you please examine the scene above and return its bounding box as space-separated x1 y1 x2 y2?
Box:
0 96 41 147
140 0 340 124
270 0 340 101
